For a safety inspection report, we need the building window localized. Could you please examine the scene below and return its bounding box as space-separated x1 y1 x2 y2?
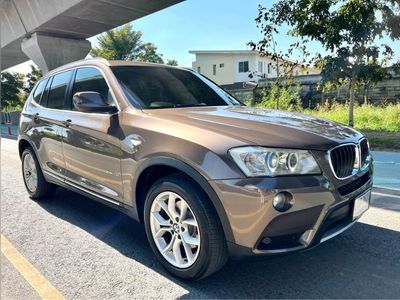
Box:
267 63 272 74
239 61 249 73
220 63 224 68
213 64 217 75
258 61 263 73
197 66 201 73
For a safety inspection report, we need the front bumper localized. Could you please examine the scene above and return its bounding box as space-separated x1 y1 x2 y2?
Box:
209 168 372 257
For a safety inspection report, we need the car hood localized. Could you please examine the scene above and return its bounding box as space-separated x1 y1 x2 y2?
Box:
143 106 363 150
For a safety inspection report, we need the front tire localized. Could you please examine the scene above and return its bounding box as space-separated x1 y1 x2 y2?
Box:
144 174 227 280
21 147 56 200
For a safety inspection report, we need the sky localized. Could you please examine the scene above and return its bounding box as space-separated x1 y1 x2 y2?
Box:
7 0 400 74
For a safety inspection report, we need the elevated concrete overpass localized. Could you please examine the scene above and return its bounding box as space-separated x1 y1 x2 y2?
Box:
1 0 183 72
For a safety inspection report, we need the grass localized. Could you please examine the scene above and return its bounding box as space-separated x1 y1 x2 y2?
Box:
303 103 400 133
303 103 400 151
362 131 400 151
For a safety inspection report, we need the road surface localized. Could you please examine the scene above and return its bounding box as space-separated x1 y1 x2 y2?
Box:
1 138 399 299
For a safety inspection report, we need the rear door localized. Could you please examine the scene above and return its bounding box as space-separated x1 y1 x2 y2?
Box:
26 70 73 180
61 67 124 203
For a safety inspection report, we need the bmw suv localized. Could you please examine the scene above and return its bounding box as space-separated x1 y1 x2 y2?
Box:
19 58 372 280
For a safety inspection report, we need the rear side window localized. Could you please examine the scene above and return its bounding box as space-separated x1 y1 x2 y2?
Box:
72 67 113 110
32 79 48 105
46 71 73 109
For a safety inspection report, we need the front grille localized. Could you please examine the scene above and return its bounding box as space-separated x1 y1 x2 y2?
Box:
330 144 357 178
360 139 370 168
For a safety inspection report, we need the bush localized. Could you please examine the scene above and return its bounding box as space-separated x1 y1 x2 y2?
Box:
255 83 302 111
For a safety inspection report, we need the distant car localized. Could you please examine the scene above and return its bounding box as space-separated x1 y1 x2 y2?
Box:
18 58 372 280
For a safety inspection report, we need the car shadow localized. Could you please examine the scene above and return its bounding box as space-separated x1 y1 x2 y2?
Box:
39 188 400 299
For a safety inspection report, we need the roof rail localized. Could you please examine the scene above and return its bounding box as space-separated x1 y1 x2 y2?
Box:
83 57 110 64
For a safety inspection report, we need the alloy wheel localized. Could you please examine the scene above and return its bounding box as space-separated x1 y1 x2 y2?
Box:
23 153 38 193
150 191 201 268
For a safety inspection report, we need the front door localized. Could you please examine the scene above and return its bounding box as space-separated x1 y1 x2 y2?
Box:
61 67 124 202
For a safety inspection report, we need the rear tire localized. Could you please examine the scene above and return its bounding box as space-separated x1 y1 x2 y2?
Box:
21 147 56 200
144 174 228 280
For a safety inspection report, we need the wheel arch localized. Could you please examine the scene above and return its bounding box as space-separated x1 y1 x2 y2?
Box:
18 138 35 158
134 157 234 243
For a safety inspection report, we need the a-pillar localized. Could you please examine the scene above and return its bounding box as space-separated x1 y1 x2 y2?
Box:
21 33 91 73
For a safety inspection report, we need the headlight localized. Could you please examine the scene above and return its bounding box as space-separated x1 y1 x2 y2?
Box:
229 146 321 177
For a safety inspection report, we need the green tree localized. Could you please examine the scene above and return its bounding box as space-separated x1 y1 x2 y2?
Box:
249 5 311 110
136 43 164 64
256 83 302 111
1 71 24 110
252 0 400 126
91 23 164 63
24 65 42 96
166 59 178 66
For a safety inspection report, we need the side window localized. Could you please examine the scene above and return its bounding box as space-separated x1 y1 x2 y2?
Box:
32 79 48 105
239 61 249 73
46 71 73 109
72 67 113 110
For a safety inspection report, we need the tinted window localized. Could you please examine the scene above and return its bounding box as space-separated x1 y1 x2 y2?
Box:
32 79 48 104
72 68 112 110
239 61 249 73
112 66 241 109
47 71 73 109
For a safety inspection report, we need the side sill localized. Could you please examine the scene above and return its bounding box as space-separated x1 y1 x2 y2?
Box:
42 170 139 221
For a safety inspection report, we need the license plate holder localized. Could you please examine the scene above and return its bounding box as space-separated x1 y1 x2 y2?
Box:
353 189 371 220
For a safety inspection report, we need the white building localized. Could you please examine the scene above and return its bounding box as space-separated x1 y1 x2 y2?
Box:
189 50 319 87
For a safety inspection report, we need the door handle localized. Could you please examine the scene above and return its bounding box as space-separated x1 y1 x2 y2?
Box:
63 119 72 127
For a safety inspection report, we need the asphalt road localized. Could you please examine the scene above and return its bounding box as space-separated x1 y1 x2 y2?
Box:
1 138 400 299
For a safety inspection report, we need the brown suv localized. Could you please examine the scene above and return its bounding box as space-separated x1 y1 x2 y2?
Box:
19 58 373 280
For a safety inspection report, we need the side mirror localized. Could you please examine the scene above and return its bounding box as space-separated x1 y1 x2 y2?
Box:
73 92 117 113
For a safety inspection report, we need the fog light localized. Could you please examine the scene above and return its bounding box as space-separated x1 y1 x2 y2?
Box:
272 192 293 212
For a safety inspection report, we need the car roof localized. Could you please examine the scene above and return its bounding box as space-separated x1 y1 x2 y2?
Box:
44 58 188 79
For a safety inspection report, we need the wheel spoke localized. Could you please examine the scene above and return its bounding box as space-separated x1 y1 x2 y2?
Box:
182 218 197 227
26 177 32 189
28 157 35 170
154 227 171 239
161 235 176 254
172 238 184 265
182 232 200 246
155 198 173 220
182 238 195 264
168 192 178 219
151 211 170 227
179 200 188 221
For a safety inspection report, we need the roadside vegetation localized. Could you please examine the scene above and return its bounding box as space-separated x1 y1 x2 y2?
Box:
250 0 399 127
305 103 400 150
304 103 400 133
250 99 400 150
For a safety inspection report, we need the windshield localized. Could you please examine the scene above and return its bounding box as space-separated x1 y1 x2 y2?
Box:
111 66 242 109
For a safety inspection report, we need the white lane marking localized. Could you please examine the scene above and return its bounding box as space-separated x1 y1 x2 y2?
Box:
372 192 400 199
374 185 400 192
374 161 400 165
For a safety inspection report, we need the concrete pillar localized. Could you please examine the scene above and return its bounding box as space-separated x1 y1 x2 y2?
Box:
21 33 91 73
